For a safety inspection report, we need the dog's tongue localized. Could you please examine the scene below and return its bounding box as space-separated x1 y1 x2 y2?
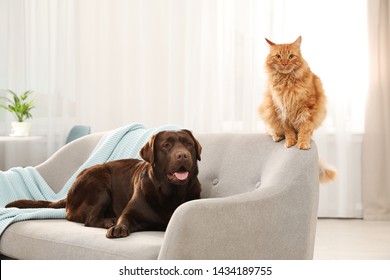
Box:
174 171 189 181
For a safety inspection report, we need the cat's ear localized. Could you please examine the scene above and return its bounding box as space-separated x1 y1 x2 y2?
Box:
293 36 302 48
265 38 275 46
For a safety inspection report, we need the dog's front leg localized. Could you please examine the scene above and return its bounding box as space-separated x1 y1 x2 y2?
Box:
105 210 141 238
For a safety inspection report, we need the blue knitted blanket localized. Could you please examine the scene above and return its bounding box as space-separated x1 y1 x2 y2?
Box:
0 123 179 235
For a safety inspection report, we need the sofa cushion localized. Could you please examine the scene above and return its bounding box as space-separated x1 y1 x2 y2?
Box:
0 220 164 259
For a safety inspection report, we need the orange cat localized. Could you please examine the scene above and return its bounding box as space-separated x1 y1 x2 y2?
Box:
259 36 335 182
259 36 326 149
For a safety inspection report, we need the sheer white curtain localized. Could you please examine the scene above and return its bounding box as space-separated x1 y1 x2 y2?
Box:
363 0 390 220
0 0 79 169
1 0 368 218
75 0 269 133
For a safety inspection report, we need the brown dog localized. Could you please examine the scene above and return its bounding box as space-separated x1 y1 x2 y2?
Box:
6 130 202 238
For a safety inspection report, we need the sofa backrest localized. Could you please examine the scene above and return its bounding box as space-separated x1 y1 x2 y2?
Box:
195 133 319 199
37 131 318 199
196 133 269 198
36 133 105 193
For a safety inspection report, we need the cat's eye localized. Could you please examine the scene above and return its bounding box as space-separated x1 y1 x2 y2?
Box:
276 54 281 59
289 54 295 59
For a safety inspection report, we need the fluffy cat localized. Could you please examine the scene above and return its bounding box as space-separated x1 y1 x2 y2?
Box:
259 36 335 183
259 36 326 149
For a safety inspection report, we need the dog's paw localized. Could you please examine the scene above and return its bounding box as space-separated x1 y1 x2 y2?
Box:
106 224 129 238
103 218 117 229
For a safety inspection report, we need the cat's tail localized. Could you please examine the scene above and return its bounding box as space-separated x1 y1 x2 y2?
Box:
319 160 336 184
5 199 66 209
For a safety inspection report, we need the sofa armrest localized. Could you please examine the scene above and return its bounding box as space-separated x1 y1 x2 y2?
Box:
158 146 319 260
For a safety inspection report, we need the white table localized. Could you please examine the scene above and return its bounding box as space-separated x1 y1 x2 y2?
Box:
0 135 47 170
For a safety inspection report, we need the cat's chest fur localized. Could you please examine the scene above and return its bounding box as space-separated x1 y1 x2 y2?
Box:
271 91 288 121
270 84 305 123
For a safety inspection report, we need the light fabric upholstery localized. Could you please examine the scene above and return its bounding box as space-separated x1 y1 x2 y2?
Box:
0 132 319 260
1 220 163 260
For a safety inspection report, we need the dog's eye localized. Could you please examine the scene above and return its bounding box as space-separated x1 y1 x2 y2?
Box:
163 142 172 149
186 142 193 147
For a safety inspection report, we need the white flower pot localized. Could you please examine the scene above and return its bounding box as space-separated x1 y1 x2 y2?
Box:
10 121 32 137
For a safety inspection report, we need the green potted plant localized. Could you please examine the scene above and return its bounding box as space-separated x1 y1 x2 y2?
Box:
0 89 34 136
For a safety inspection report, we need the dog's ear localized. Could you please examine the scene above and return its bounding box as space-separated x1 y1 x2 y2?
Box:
140 134 157 164
183 129 202 161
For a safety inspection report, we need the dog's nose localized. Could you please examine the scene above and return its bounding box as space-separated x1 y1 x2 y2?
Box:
176 151 189 161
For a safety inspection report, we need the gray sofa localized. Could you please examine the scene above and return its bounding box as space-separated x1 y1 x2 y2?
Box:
0 132 319 259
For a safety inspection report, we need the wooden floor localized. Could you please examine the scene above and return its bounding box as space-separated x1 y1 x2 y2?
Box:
314 218 390 260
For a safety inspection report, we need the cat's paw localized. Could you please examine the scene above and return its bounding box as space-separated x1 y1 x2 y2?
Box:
285 138 297 148
297 141 311 150
272 134 285 142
